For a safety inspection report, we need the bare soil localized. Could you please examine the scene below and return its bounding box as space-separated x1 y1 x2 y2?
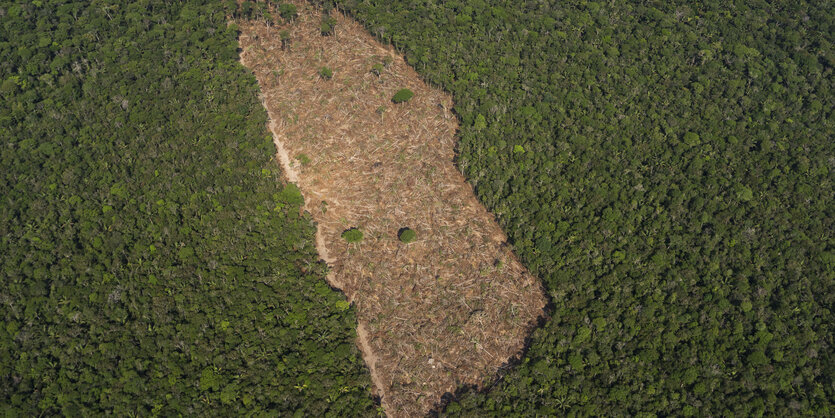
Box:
238 3 547 416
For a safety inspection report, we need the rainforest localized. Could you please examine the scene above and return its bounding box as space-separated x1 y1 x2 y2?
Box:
1 0 832 416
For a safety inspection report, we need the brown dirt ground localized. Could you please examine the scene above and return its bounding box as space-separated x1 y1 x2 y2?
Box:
238 3 547 416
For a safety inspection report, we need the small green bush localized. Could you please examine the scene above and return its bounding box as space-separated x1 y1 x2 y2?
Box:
398 228 416 243
341 228 363 243
319 66 333 80
392 88 414 103
371 63 384 76
278 4 298 21
279 30 291 50
321 15 337 36
295 153 310 165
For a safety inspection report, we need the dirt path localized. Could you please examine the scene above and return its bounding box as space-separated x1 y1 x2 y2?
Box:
255 48 391 415
238 3 547 416
356 322 386 405
316 222 389 407
267 120 299 183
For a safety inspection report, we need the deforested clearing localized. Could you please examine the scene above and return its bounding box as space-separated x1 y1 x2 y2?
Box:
238 3 547 415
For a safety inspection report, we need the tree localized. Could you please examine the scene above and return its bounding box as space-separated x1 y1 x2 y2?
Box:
278 3 298 22
398 228 416 243
341 228 363 243
391 88 414 103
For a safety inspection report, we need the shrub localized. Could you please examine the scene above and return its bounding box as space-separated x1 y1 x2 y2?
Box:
279 30 291 50
398 228 416 243
391 88 414 103
371 63 384 76
321 15 337 36
278 3 298 21
341 228 363 243
319 66 333 80
263 11 274 26
296 153 311 165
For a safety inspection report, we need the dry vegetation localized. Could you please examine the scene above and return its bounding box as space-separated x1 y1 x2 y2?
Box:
238 3 546 415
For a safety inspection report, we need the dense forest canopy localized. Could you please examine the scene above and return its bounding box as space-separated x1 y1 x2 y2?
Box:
0 1 375 415
1 0 833 416
333 0 834 415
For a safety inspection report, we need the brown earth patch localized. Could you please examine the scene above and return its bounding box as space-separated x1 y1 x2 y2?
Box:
238 3 547 416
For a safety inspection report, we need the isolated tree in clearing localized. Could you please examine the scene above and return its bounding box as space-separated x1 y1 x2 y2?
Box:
398 228 416 243
391 88 414 103
341 228 363 243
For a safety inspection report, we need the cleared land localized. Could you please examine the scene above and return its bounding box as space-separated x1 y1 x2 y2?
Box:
238 3 546 415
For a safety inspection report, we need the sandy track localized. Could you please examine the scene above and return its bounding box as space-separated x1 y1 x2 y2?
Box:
239 3 546 416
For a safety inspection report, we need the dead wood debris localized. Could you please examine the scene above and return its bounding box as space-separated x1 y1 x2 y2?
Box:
238 3 546 416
